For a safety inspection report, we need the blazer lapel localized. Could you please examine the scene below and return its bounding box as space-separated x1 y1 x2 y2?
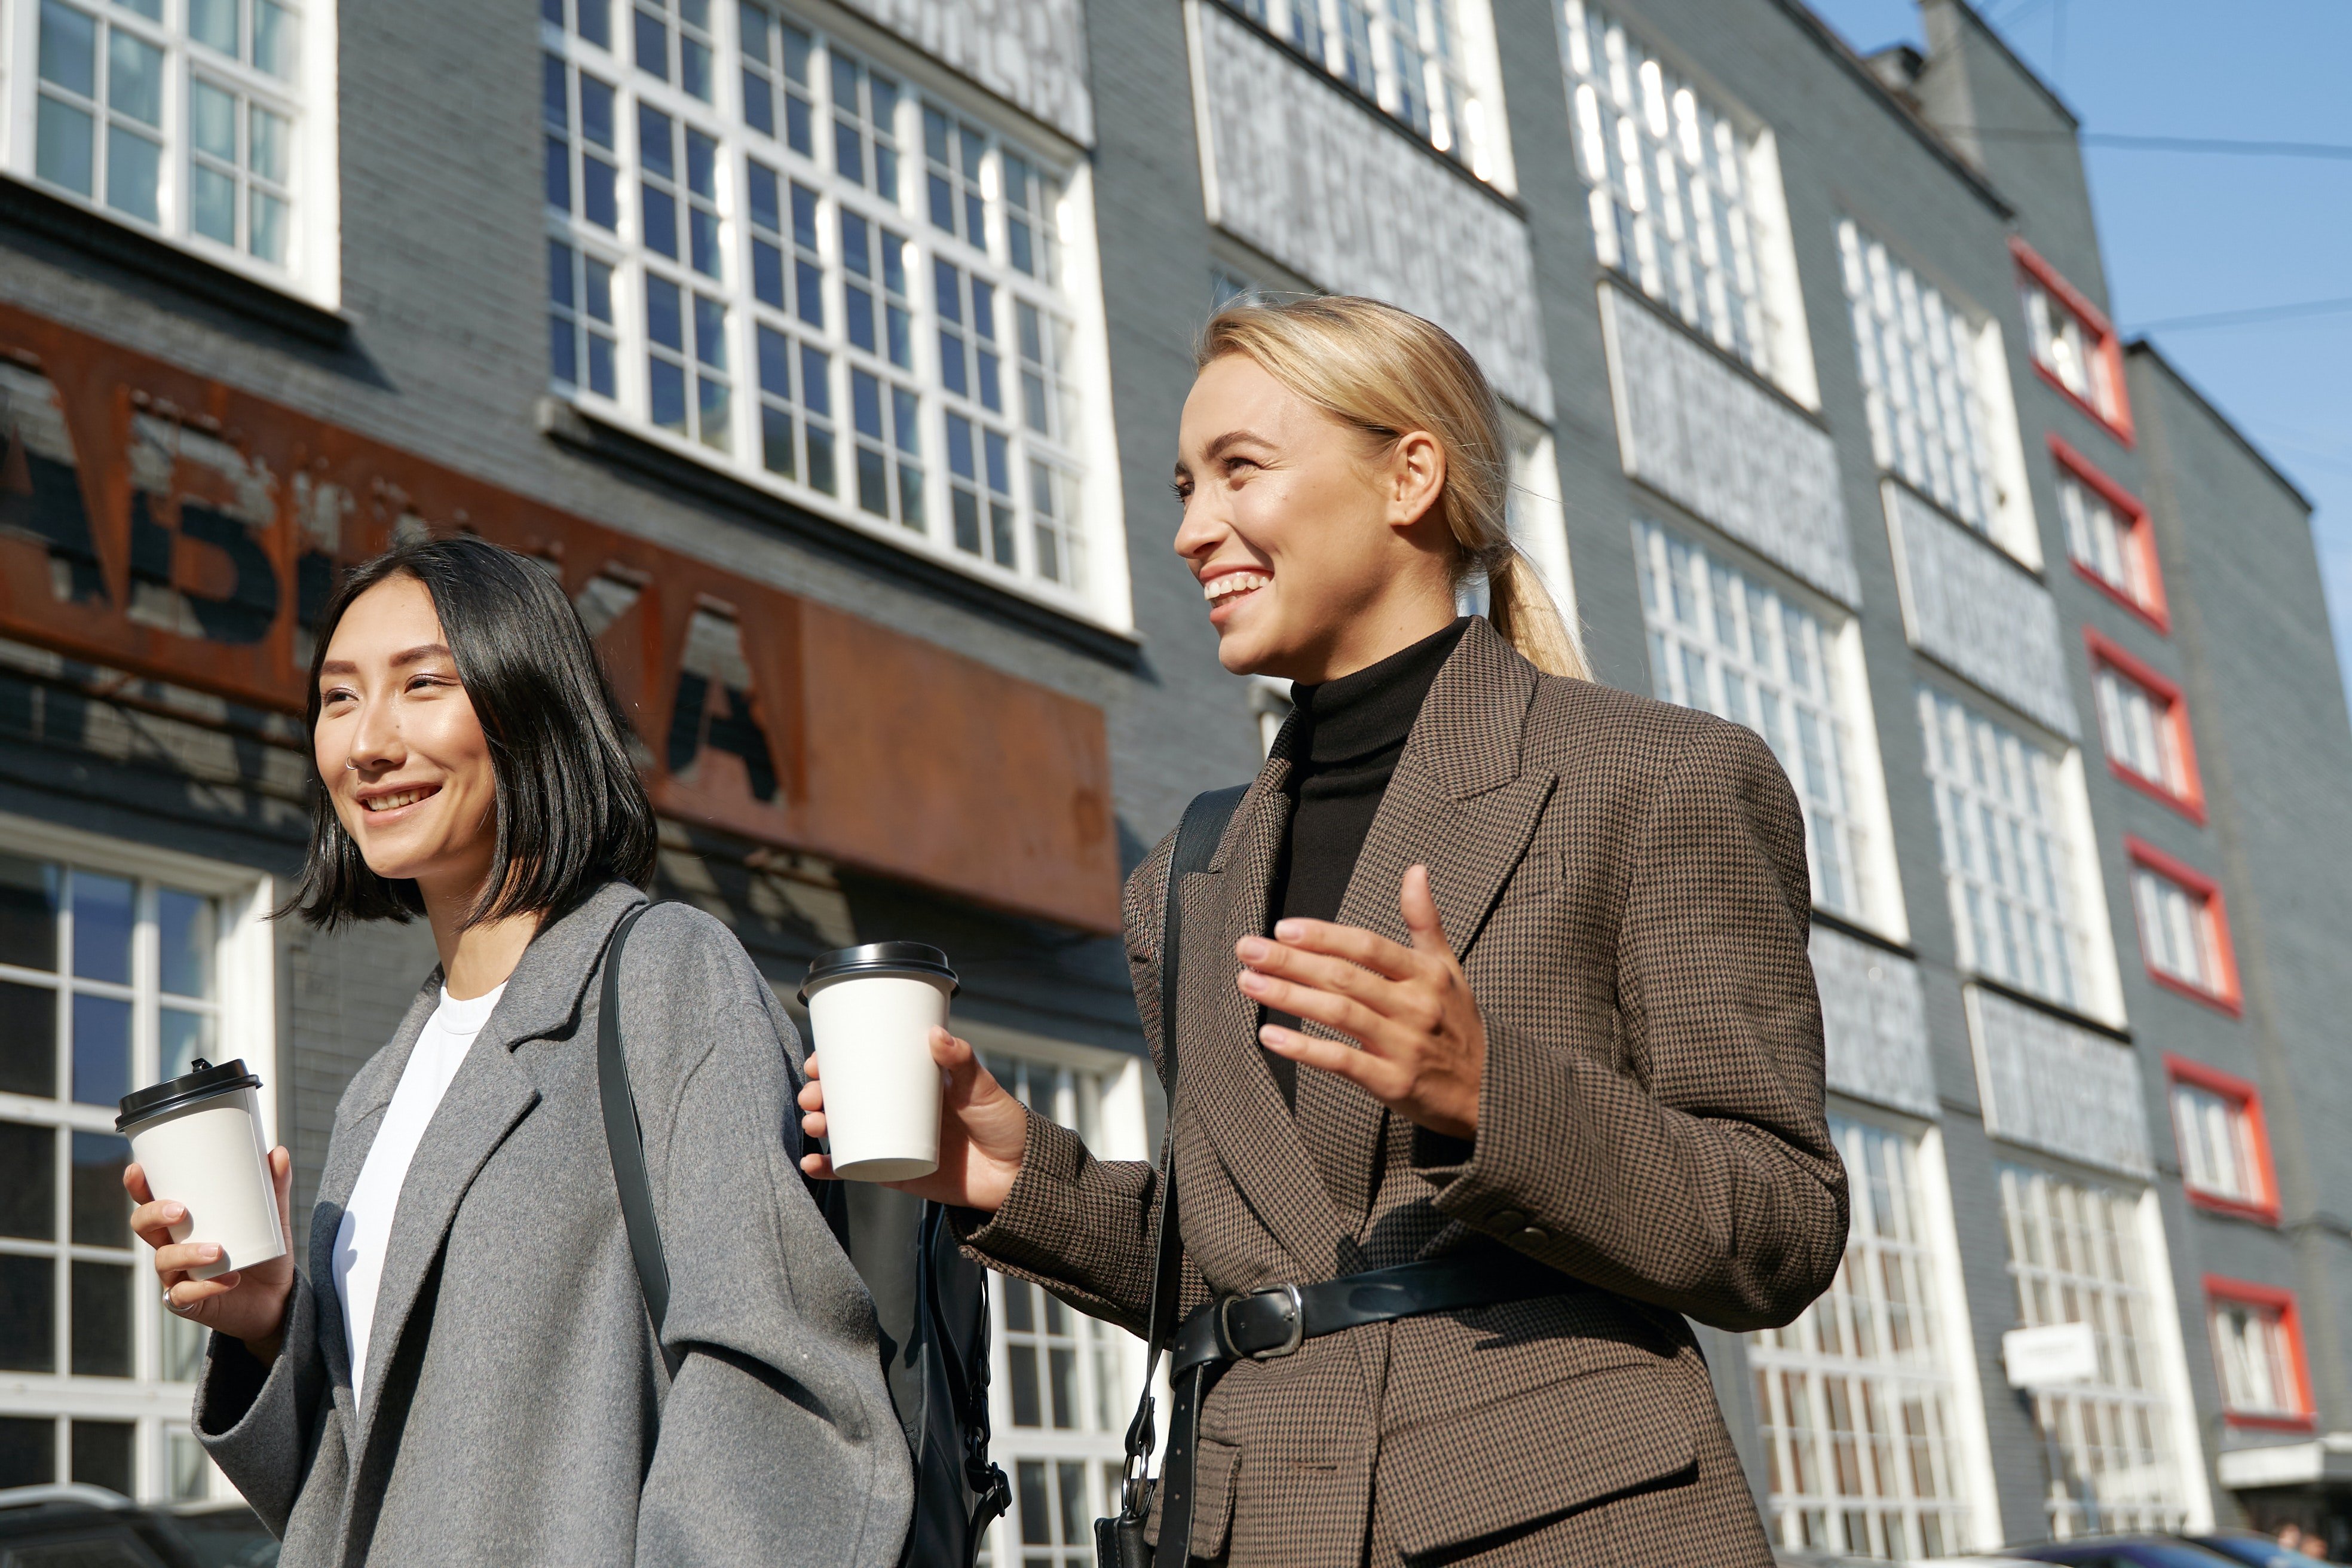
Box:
342 884 643 1468
1177 737 1352 1280
1294 619 1556 1229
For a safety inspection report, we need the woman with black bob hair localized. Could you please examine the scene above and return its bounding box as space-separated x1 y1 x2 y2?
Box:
125 535 913 1566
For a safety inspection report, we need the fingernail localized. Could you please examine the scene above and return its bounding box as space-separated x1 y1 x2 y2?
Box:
1274 920 1303 941
1259 1025 1289 1049
1238 937 1269 961
198 1245 221 1262
162 1205 183 1221
1237 970 1266 991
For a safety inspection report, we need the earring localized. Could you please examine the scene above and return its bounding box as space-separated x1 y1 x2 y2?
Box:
344 761 357 771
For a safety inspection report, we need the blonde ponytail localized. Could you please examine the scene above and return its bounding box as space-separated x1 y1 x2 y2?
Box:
1196 296 1588 679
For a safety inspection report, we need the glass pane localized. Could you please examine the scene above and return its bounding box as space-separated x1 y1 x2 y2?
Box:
253 0 297 77
69 1419 134 1494
169 1431 208 1500
250 189 288 263
105 122 163 222
0 1121 57 1239
249 106 289 184
0 1254 57 1372
190 0 237 54
38 1 96 96
0 981 57 1098
71 873 133 984
35 94 95 196
163 1306 207 1383
0 1416 54 1488
192 85 237 169
0 856 58 971
106 30 164 125
72 993 133 1108
71 1259 134 1376
157 889 216 999
1006 1344 1040 1428
1016 1460 1049 1545
160 1008 215 1082
72 1132 131 1247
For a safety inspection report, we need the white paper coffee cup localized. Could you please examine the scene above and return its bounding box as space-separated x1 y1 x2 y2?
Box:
117 1059 285 1281
800 944 959 1183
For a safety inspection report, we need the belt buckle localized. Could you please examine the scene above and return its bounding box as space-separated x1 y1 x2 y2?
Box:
1218 1282 1305 1360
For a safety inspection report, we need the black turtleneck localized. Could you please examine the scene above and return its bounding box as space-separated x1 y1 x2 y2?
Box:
1260 617 1469 1108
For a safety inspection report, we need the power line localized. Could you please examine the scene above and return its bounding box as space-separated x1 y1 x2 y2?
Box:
1958 128 2352 160
2128 296 2352 333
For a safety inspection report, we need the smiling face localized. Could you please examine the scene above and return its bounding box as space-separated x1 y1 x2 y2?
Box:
1172 354 1459 684
313 575 501 906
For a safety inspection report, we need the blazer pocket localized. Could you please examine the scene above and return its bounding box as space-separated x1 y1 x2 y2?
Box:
1144 1436 1240 1559
1375 1361 1693 1562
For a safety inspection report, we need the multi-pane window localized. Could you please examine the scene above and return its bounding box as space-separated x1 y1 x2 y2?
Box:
1917 687 2088 1012
540 2 1094 602
2093 656 2194 804
2017 240 2127 433
1562 2 1768 373
2209 1291 2307 1425
2058 456 2161 620
1998 1163 2191 1538
2169 1072 2270 1214
2130 849 2233 1004
1634 522 1872 924
976 1052 1137 1568
0 844 258 1500
1839 222 2001 535
1223 0 1501 181
14 0 318 287
1748 1118 1976 1560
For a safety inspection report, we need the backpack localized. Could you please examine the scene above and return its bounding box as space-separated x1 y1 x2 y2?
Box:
596 904 1010 1568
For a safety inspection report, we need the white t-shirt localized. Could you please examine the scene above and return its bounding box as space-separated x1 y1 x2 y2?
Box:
331 982 506 1409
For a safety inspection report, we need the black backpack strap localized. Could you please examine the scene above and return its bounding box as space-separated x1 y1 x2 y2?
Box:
1114 785 1247 1529
598 901 676 1364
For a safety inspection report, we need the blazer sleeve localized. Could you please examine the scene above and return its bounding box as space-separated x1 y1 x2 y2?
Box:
191 1269 330 1536
947 829 1177 1336
1420 718 1849 1332
623 906 914 1568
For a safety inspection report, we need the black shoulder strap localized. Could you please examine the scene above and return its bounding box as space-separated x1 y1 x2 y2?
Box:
1117 785 1246 1509
598 902 672 1345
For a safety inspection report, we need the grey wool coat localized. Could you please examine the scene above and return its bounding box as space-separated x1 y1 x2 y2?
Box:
192 883 912 1567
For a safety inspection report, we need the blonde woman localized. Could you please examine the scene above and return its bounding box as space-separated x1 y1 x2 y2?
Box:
800 297 1844 1566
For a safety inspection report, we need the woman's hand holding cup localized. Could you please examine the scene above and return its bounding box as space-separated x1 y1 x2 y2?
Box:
127 1147 297 1364
798 1028 1029 1213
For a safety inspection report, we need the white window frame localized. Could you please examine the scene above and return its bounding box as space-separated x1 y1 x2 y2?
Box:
2060 467 2152 610
0 811 274 1503
1838 221 2038 566
2208 1296 2304 1425
2093 663 2188 800
961 1022 1154 1568
1916 683 2123 1024
1559 1 1815 402
2130 862 2223 997
538 0 1132 632
1995 1159 2210 1538
1634 519 1906 939
0 0 342 308
2169 1079 2264 1211
1222 0 1515 191
1502 412 1578 640
1747 1110 1991 1558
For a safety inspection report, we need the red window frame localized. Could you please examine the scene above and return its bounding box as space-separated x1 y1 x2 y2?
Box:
2127 837 2241 1014
2166 1055 2280 1224
2013 236 2134 446
2085 629 2203 822
2053 435 2168 632
2204 1275 2314 1431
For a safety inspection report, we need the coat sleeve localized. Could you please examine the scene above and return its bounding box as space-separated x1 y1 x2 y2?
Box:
191 1269 331 1536
624 906 915 1568
1419 718 1849 1331
946 829 1177 1336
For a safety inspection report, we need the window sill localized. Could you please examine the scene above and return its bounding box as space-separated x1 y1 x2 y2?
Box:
1605 274 1824 425
537 397 1143 670
2071 558 2171 635
2222 1410 2316 1434
2143 965 2243 1019
2032 360 2134 449
2107 758 2207 826
0 174 348 350
2186 1187 2281 1227
1965 972 2131 1043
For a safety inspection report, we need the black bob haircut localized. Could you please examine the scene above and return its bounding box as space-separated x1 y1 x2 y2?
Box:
284 535 657 930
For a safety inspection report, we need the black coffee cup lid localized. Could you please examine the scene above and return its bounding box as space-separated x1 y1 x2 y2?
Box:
117 1058 263 1133
799 942 958 1003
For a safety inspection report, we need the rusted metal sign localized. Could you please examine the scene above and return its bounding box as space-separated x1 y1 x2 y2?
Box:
0 302 1120 933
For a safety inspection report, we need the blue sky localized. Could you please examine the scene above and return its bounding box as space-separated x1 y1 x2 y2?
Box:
1805 0 2352 706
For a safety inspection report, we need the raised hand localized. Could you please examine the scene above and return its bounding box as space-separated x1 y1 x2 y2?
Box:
1235 865 1486 1140
128 1146 297 1364
798 1027 1031 1213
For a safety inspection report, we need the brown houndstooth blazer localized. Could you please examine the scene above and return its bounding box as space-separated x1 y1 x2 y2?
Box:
957 617 1846 1566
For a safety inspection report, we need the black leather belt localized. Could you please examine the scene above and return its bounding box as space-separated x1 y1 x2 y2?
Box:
1171 1251 1584 1379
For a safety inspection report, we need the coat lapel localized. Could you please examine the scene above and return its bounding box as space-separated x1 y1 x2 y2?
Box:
1177 731 1353 1279
341 884 644 1469
1294 619 1556 1230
